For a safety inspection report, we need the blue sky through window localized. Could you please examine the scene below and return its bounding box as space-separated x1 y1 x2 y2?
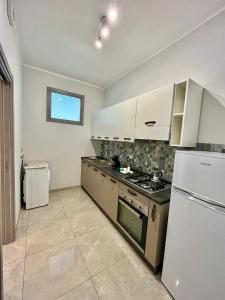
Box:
51 92 81 122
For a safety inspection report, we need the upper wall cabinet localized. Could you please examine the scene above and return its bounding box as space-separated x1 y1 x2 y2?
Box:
170 79 203 147
91 97 137 142
135 84 174 141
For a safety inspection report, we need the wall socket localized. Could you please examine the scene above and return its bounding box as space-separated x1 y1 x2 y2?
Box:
127 155 133 160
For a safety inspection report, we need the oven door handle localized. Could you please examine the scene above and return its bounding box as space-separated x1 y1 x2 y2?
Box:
119 199 141 218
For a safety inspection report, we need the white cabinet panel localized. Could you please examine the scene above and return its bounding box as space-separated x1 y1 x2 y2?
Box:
91 97 137 142
135 84 174 141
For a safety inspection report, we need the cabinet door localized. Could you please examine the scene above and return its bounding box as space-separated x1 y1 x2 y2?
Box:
111 104 123 141
135 84 174 140
145 202 169 268
98 171 108 207
89 166 100 200
103 177 119 222
81 161 88 190
121 98 137 142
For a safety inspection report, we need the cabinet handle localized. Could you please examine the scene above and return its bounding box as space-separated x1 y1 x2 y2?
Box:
97 136 101 139
145 121 156 127
101 173 106 177
110 178 117 184
124 137 131 141
91 136 95 138
127 189 137 197
151 205 157 222
105 137 109 139
113 137 119 140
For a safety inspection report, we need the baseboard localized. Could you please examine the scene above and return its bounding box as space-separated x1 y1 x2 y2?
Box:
50 185 80 192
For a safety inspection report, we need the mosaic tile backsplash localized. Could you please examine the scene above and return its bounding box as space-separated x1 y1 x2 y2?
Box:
101 140 176 181
100 140 225 182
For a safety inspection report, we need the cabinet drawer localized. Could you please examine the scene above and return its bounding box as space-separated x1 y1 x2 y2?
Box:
119 183 149 207
135 125 170 141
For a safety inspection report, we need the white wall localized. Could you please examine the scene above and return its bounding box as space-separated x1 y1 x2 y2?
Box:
0 0 22 223
104 11 225 145
22 66 104 189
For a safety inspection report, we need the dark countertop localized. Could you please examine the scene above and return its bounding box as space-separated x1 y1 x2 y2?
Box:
81 157 171 205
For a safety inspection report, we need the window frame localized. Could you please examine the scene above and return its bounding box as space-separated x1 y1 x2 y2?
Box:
46 87 85 126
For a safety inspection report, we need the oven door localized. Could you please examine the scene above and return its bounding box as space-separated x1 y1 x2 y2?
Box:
117 196 148 251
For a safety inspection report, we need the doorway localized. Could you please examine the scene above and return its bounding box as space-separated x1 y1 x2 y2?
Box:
0 43 16 298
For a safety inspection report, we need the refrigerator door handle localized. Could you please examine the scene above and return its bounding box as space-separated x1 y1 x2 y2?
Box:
173 187 225 215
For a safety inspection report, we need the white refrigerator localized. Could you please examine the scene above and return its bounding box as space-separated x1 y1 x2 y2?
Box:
162 151 225 300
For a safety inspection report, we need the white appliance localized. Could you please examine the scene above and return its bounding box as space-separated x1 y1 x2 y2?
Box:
24 161 50 209
162 151 225 300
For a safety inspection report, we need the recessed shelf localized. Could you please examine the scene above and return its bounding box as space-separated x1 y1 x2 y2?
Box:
170 114 183 146
170 79 203 147
173 81 186 114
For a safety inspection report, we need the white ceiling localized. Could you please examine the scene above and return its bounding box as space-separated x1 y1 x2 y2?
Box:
15 0 225 88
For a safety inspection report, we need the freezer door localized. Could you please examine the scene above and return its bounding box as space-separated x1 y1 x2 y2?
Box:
162 189 225 300
173 151 225 206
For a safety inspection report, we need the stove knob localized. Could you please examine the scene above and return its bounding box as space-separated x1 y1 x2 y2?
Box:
129 199 133 204
138 205 142 211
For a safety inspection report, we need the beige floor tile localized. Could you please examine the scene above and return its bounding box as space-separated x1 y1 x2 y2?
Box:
3 209 28 265
23 240 90 300
61 190 95 216
17 208 28 229
57 279 99 300
76 226 131 276
92 254 172 300
27 200 65 226
26 216 74 256
68 207 110 237
3 258 24 300
3 226 26 265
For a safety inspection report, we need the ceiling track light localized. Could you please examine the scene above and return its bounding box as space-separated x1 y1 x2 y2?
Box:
94 1 118 49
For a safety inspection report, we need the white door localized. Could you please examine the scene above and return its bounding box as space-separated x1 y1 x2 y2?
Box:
135 84 174 140
162 188 225 300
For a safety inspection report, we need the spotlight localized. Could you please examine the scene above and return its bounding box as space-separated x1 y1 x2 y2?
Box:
101 25 110 39
95 38 102 49
108 3 117 22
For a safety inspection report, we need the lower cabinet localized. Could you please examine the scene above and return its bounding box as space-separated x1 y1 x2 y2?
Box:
144 201 169 269
81 162 119 223
81 160 169 272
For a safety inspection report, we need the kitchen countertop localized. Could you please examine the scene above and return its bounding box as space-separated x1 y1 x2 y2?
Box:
81 157 171 205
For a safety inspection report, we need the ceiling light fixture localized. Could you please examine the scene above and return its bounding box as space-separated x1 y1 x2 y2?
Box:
95 37 102 49
108 0 118 23
94 1 119 49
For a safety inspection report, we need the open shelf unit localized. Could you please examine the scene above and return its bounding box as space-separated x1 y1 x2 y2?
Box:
170 79 203 147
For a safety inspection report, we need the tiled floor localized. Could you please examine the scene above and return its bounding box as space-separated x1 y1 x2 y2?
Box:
3 188 172 300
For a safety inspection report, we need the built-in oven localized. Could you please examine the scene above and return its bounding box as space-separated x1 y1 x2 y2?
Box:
117 191 148 252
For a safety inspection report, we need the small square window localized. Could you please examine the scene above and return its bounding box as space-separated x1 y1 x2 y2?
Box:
46 87 85 125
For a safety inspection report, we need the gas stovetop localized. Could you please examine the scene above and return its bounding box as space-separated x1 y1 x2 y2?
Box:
123 173 171 194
